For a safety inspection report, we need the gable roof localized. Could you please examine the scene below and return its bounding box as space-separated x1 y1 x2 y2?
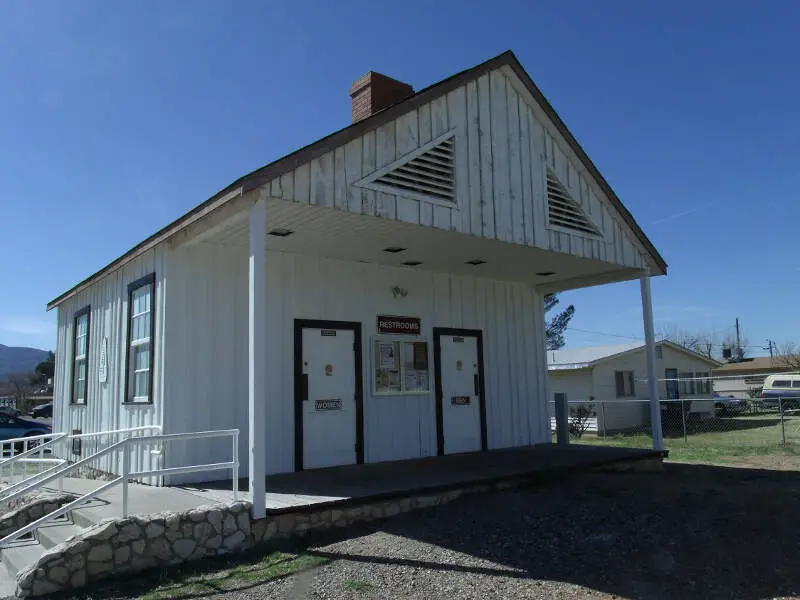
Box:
548 340 721 371
47 50 667 310
712 357 796 375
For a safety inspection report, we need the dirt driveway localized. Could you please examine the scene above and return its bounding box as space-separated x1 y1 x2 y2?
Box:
235 462 800 600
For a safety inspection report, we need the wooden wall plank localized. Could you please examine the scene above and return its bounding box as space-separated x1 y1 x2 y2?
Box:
430 96 449 137
448 87 469 234
280 172 294 204
269 178 282 198
294 163 310 204
417 103 434 227
394 110 421 224
506 80 524 245
310 152 333 208
344 138 362 214
518 97 534 246
477 74 495 238
465 81 483 237
361 131 377 216
490 71 512 242
528 109 548 246
375 123 397 219
333 146 347 211
395 109 419 155
429 95 452 229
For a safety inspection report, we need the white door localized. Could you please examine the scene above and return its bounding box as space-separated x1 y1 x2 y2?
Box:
301 327 358 469
439 333 484 455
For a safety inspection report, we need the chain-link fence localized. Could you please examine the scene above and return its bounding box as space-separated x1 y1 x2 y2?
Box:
550 374 800 464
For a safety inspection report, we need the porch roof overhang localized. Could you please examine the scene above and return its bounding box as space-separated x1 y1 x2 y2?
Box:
47 49 666 311
175 195 645 292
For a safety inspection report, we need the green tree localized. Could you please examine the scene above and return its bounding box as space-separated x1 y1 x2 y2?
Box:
545 294 575 350
34 351 55 386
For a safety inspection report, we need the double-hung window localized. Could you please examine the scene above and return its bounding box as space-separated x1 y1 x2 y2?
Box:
615 371 636 398
679 371 695 396
72 307 91 404
126 274 155 403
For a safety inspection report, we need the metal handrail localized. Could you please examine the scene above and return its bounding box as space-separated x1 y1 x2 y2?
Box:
0 428 239 548
0 426 162 499
0 433 66 466
0 433 64 460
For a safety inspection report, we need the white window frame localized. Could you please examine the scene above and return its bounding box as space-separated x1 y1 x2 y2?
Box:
125 274 155 404
71 307 91 405
372 336 431 397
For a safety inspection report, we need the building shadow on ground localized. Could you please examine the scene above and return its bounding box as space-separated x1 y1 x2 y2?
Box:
301 462 800 600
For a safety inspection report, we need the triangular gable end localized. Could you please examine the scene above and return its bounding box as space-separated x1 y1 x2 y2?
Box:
546 169 601 237
355 131 455 205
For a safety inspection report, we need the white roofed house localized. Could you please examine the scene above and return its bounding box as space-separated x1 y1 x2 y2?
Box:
46 51 669 519
548 341 721 434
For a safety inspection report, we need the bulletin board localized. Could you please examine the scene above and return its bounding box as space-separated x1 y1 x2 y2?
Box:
373 337 431 396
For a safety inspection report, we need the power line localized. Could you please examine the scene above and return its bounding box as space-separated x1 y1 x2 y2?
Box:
565 327 643 342
565 326 770 349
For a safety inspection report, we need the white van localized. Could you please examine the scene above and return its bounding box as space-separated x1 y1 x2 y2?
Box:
761 374 800 409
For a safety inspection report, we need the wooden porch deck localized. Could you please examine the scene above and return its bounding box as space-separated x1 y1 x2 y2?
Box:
181 444 663 514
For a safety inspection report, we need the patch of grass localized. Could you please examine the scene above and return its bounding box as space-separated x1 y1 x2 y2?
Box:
67 550 329 600
140 552 328 599
343 579 375 593
571 413 800 464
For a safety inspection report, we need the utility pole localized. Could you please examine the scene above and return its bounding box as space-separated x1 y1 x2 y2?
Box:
735 318 741 352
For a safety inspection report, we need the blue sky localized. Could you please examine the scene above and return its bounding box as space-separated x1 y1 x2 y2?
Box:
1 0 797 355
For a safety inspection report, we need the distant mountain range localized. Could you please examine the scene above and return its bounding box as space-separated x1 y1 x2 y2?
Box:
0 344 50 380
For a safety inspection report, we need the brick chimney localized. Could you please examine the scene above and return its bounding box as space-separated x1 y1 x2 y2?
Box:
349 71 414 123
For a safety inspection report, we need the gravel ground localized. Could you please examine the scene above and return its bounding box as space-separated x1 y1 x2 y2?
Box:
227 462 800 600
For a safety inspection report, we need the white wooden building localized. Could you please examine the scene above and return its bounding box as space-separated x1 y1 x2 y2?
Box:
548 341 721 432
47 51 668 517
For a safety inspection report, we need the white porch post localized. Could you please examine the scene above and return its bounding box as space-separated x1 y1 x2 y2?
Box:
640 271 664 452
248 196 267 518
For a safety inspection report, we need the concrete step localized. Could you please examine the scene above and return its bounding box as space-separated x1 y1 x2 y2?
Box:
35 518 84 550
1 541 44 577
0 505 98 592
0 561 17 598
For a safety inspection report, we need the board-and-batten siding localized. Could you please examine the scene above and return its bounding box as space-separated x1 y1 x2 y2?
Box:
163 246 549 481
52 249 167 480
267 68 646 271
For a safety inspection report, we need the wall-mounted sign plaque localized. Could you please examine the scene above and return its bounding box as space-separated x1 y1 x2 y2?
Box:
376 315 421 335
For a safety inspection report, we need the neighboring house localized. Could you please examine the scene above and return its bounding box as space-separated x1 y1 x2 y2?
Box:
548 341 721 432
713 357 797 399
46 50 668 517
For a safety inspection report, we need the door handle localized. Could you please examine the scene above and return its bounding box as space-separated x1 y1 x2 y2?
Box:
474 374 480 396
301 374 309 401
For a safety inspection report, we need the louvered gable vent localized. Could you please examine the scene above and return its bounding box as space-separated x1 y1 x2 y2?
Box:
358 134 455 203
546 169 600 236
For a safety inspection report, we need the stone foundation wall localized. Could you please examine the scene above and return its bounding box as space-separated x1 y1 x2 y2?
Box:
15 482 499 597
0 493 77 540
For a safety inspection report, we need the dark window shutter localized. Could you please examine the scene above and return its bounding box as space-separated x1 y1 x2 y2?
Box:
628 372 636 397
615 371 625 397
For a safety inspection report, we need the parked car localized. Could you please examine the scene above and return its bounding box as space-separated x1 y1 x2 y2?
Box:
713 393 747 416
760 374 800 410
31 402 52 419
0 407 22 418
0 413 52 449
